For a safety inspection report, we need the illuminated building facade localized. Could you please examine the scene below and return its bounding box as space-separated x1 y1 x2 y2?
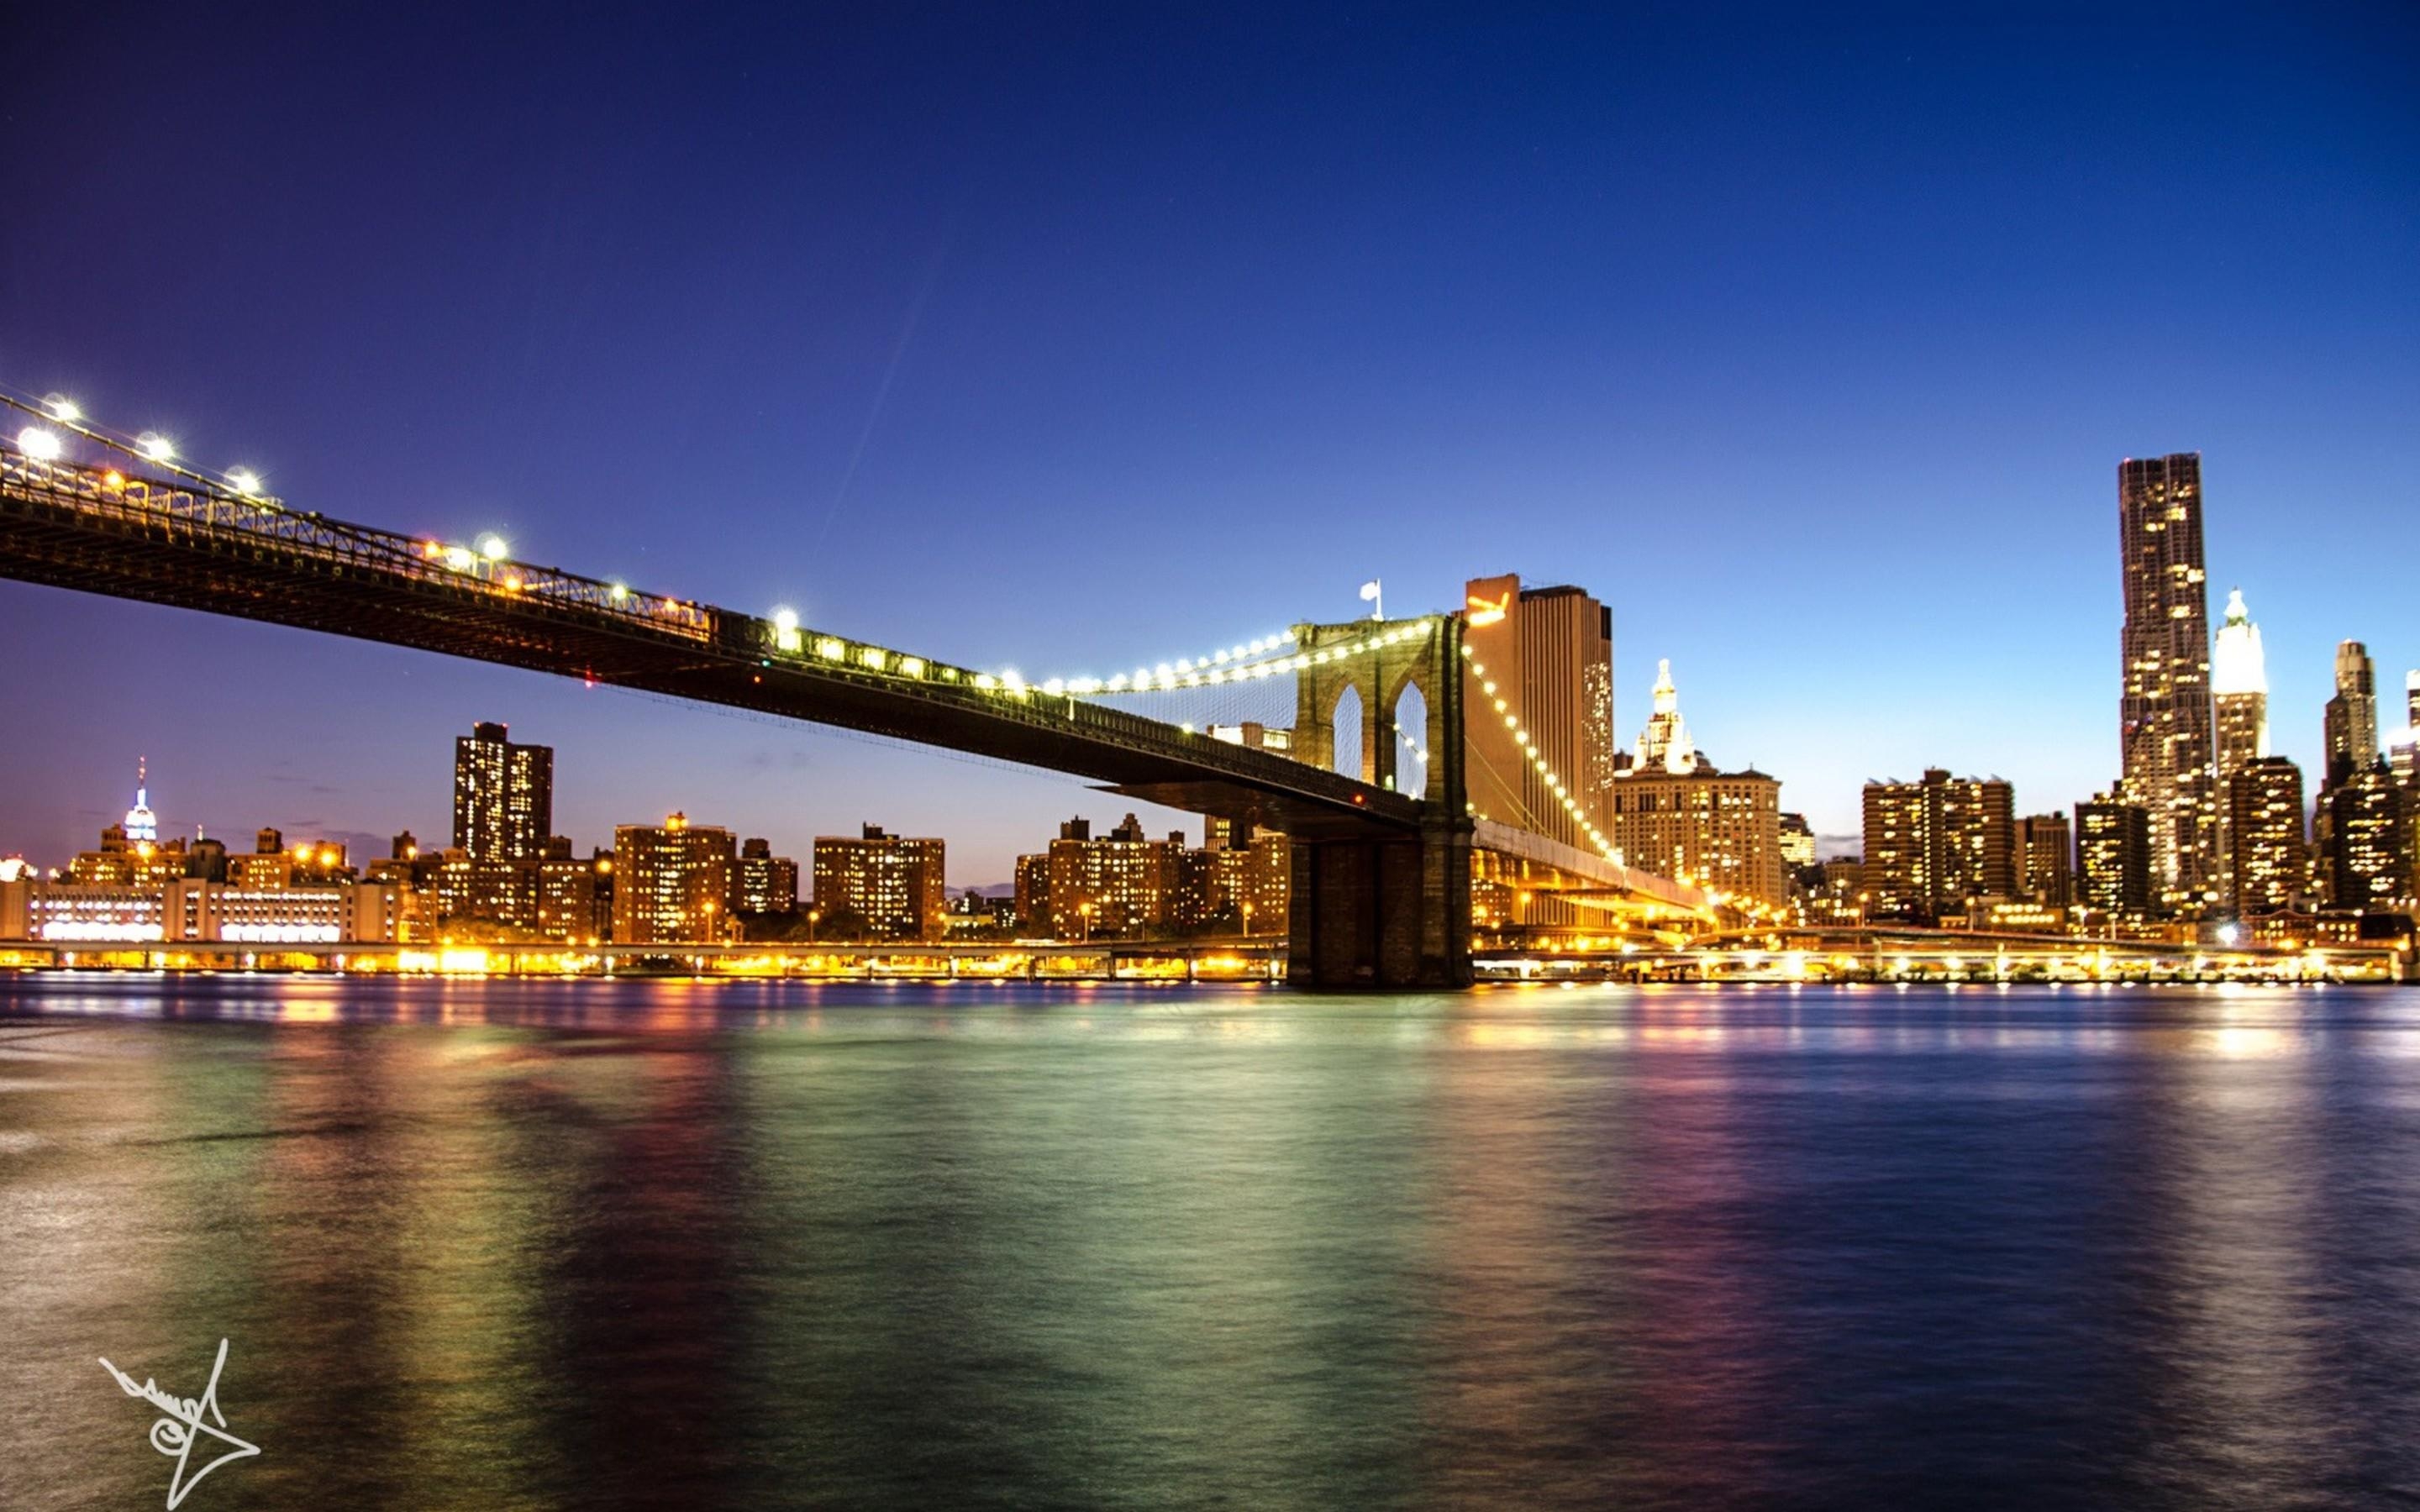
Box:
1040 814 1181 938
813 824 944 939
0 879 406 943
0 882 166 941
225 833 287 890
163 880 405 943
2392 670 2420 783
2210 588 2269 910
1460 575 1615 850
2117 453 2217 912
736 837 800 915
2075 793 2153 920
535 853 613 942
2319 764 2412 911
2226 757 2307 915
1612 766 1785 904
453 722 554 864
1013 853 1049 934
1631 659 1696 774
1609 662 1784 903
1178 820 1291 934
2017 812 2074 907
613 813 737 945
124 758 157 843
1860 769 2016 921
2323 641 2380 789
1778 812 1816 871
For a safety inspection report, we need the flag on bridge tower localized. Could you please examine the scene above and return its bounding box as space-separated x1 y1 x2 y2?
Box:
1358 580 1382 621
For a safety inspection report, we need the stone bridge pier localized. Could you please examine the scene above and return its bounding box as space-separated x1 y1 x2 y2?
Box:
1285 615 1472 987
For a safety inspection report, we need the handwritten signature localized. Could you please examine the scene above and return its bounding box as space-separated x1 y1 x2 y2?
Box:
97 1339 261 1509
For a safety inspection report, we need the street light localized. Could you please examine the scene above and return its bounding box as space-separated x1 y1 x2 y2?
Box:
806 907 820 945
1078 900 1095 943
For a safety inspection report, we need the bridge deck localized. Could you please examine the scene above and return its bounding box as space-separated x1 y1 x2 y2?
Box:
1471 819 1712 915
0 449 1422 838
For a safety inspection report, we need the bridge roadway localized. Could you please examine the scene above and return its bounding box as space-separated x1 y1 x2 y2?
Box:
0 447 1420 840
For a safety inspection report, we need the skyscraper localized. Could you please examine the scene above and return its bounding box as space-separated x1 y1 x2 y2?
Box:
1859 769 2017 921
2392 670 2420 784
2318 764 2411 911
2211 589 2268 779
2323 641 2379 790
453 722 553 863
2017 812 2074 907
2225 757 2307 915
1610 664 1786 904
2075 792 2153 921
124 757 158 844
2209 588 2268 911
2117 454 2217 913
1460 575 1615 853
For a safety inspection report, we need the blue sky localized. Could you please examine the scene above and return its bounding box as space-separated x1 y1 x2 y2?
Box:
3 3 2413 881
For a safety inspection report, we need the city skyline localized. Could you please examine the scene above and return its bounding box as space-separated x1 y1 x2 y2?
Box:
2 8 2414 883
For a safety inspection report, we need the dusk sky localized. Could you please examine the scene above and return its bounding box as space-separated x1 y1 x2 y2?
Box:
3 4 2413 885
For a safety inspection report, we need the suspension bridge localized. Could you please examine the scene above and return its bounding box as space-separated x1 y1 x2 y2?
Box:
0 386 1712 984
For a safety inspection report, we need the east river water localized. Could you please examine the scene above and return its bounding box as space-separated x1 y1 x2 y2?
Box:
3 975 2417 1510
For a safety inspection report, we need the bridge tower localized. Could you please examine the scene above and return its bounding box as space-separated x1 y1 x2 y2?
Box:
1288 616 1472 987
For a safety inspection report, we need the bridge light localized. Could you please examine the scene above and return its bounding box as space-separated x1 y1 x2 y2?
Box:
226 468 262 495
609 581 629 601
42 394 79 423
476 533 509 562
15 427 62 460
136 432 175 462
443 545 476 570
900 657 926 678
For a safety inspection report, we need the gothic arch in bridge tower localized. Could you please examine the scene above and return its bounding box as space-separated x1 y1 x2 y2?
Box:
1327 685 1364 780
1290 618 1453 804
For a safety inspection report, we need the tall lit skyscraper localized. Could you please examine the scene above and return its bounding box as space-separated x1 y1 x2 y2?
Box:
2209 588 2267 911
2226 757 2307 916
123 757 158 844
2210 589 2268 777
2075 791 2153 921
2117 454 2217 913
1859 769 2016 921
453 721 553 863
2323 641 2379 789
2393 670 2420 784
1610 664 1786 903
1460 575 1615 853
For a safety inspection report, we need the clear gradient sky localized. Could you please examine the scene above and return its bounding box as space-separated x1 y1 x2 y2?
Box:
3 4 2414 884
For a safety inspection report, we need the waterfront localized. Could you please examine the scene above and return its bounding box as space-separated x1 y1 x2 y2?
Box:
3 978 2418 1509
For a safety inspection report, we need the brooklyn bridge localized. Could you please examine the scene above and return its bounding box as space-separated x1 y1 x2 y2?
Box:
0 386 1712 984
